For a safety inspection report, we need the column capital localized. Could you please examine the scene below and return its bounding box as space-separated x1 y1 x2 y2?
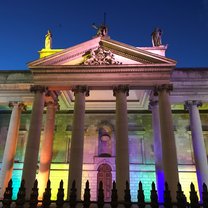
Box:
45 90 59 101
45 100 60 111
184 100 202 110
45 90 59 110
113 85 129 96
154 84 173 96
72 85 89 96
148 100 158 111
30 85 48 93
8 102 27 111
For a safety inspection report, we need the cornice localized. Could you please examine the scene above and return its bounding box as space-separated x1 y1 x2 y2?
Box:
0 83 31 90
31 64 175 74
101 38 177 65
29 36 176 68
102 47 152 64
28 37 101 67
45 46 98 65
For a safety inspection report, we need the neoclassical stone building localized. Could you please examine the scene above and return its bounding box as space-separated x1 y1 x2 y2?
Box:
0 27 208 202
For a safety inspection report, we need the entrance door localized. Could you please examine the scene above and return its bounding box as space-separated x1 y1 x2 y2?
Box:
97 164 112 201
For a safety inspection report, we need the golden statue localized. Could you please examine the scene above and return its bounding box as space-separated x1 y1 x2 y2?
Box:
45 30 52 49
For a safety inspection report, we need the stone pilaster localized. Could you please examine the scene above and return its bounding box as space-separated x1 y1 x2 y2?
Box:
149 100 164 202
67 85 89 200
38 96 59 198
22 85 47 198
155 84 179 201
185 100 208 199
0 102 26 198
113 85 130 200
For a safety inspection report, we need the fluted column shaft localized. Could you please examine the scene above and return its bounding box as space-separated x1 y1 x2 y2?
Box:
22 85 47 197
0 102 25 198
149 100 164 202
185 100 208 199
113 85 130 200
156 84 179 201
38 100 58 198
67 85 89 200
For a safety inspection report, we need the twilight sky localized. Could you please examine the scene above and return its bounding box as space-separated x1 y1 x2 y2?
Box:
0 0 207 70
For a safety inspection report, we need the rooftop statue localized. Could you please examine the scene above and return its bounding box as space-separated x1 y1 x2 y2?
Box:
151 28 162 47
92 23 108 37
97 24 108 37
92 13 109 37
45 30 52 49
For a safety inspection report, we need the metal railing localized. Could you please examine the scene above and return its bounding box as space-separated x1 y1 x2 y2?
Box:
1 179 208 207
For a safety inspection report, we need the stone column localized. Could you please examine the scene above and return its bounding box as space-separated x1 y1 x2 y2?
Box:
22 85 47 197
67 85 89 200
0 102 26 198
113 85 130 200
155 84 179 201
185 100 208 199
149 100 164 202
38 98 58 198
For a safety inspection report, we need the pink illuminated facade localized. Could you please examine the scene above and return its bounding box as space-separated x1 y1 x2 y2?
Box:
0 28 208 202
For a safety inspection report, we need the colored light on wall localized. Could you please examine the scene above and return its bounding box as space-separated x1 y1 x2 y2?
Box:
156 170 165 202
46 164 69 200
179 172 199 201
11 164 69 200
11 165 199 202
12 170 22 200
130 170 156 202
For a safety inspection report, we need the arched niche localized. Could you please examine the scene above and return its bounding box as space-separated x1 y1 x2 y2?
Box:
97 122 113 157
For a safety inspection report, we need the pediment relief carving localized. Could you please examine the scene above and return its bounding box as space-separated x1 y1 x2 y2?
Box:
82 46 122 65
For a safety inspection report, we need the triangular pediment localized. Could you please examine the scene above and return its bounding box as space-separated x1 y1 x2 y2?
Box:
28 36 176 68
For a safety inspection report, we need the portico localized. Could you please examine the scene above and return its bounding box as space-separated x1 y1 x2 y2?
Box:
0 32 208 202
28 35 177 200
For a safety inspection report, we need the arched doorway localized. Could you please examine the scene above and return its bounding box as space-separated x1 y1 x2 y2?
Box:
97 164 112 201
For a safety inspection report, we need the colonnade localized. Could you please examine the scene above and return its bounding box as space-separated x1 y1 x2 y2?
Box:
0 84 208 201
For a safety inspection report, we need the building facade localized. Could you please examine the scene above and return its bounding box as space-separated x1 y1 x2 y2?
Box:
0 28 208 202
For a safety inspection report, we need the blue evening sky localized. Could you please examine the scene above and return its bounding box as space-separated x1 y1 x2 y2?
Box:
0 0 207 70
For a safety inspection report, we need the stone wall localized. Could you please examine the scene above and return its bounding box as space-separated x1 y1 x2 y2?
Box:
0 111 207 200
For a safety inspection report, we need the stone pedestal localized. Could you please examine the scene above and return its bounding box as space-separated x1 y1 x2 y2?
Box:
38 99 58 198
149 100 164 202
0 102 25 198
185 100 208 199
113 85 130 200
67 85 89 200
22 85 47 198
156 84 179 201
